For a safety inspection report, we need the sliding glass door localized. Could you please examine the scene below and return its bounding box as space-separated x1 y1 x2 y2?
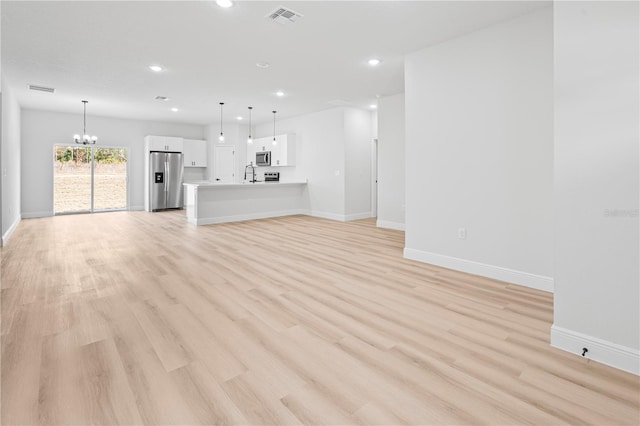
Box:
53 146 127 214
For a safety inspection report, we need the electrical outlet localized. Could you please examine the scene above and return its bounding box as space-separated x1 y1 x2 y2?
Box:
458 227 467 240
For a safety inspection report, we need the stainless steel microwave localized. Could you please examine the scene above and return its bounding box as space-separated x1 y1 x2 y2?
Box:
256 151 271 166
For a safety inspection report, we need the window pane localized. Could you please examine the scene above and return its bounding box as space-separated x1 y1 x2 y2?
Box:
93 147 127 210
53 146 91 213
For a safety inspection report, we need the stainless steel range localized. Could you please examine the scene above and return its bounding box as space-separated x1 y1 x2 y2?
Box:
264 172 280 182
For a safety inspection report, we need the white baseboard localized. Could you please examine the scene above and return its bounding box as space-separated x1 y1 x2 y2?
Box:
2 215 21 246
309 210 347 222
21 211 53 219
403 247 554 293
194 209 307 225
551 325 639 375
309 211 372 222
345 212 372 221
377 220 405 231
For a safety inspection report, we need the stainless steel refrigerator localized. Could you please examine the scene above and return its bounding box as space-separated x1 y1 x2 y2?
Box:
149 151 184 211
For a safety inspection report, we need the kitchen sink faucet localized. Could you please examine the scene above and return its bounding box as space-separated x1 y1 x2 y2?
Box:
244 162 257 183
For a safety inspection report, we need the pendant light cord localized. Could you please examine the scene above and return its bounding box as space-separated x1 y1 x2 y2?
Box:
83 100 87 135
273 110 277 140
220 102 224 135
248 106 252 139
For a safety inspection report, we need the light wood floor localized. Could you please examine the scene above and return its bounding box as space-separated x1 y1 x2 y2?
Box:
1 212 638 425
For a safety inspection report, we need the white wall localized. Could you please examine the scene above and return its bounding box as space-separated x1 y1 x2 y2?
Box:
253 106 373 220
256 107 346 219
371 110 378 139
344 108 372 219
552 1 639 374
377 93 405 230
404 7 554 291
21 109 204 216
1 78 22 245
206 122 248 184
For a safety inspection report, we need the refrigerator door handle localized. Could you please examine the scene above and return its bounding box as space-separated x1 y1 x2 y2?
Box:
165 160 170 206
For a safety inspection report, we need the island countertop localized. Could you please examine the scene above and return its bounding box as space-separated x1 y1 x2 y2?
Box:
183 180 307 188
183 180 308 225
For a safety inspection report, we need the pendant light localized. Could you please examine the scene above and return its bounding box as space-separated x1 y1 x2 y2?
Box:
218 102 225 143
73 100 97 145
247 106 253 144
272 110 277 146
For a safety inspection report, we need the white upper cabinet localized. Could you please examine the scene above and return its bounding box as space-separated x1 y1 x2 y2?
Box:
183 139 207 167
272 134 296 166
246 140 258 166
145 135 183 153
247 134 296 166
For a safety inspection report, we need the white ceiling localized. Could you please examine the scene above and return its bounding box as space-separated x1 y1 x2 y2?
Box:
2 1 548 126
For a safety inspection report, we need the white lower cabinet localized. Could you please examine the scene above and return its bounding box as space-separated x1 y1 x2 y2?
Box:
183 139 207 167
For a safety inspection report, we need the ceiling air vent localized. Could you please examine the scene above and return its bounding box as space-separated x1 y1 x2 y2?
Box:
266 6 303 25
27 84 55 93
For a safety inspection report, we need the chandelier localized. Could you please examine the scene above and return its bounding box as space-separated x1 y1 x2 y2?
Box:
73 100 97 145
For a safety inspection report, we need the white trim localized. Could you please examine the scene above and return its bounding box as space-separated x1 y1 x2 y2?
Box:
403 247 554 292
377 220 405 231
309 210 347 222
308 211 372 222
190 209 307 226
551 325 640 375
345 211 372 221
2 215 21 246
21 211 53 219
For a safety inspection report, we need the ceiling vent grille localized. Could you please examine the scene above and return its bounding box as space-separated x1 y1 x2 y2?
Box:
27 84 55 93
266 6 303 24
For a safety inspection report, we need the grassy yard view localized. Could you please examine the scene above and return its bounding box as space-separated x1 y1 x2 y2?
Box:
54 147 127 213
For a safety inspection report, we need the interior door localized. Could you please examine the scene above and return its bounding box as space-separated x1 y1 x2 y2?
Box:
371 138 378 217
214 146 235 183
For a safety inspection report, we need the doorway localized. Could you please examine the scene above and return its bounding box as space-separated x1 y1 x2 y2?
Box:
53 146 128 214
371 138 378 218
214 145 235 183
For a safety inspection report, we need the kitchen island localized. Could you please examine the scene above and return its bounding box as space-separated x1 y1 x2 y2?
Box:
183 181 308 225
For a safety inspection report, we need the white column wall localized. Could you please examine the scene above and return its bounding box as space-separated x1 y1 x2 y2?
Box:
1 78 22 245
377 93 405 230
404 7 554 291
344 108 372 219
552 0 639 374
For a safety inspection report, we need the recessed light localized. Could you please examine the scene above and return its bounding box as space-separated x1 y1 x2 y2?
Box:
368 58 381 66
256 62 270 69
236 116 243 121
216 0 233 8
149 65 163 72
171 107 179 112
276 91 285 97
369 104 377 109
